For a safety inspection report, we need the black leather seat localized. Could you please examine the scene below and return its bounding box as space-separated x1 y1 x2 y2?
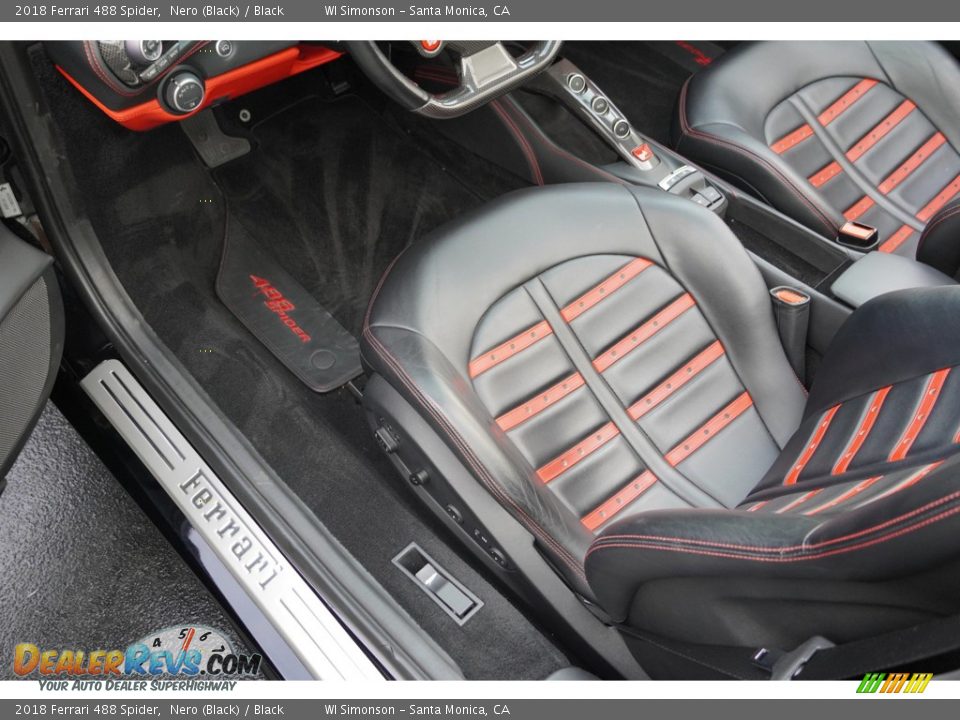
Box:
677 41 960 273
362 183 960 675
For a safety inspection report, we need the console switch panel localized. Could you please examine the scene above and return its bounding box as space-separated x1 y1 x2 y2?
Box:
548 59 660 171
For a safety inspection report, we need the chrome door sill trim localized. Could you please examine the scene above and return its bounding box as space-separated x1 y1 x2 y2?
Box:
81 359 383 681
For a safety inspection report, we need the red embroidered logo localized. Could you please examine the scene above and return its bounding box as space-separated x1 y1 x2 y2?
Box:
675 41 713 67
250 275 311 344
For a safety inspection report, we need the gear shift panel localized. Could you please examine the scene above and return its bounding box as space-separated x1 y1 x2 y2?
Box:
541 59 725 214
546 59 660 171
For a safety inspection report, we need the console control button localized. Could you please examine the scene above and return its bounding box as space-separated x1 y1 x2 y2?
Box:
374 426 399 454
125 40 163 66
140 43 182 82
164 71 205 114
700 185 722 203
631 143 654 163
658 164 697 191
591 96 610 114
567 73 586 93
215 40 234 57
445 505 463 524
488 548 508 568
612 119 631 138
408 469 429 486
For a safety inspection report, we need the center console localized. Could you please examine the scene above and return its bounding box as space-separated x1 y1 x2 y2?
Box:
538 59 727 214
831 251 956 308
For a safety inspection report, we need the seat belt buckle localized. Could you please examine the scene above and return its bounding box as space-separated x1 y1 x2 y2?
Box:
753 636 835 680
771 287 810 307
751 647 785 673
838 221 879 251
770 286 811 384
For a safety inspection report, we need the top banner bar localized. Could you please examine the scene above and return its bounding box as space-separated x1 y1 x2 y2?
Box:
4 0 960 22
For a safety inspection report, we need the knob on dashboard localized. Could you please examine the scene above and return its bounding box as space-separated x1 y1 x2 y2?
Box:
124 40 163 66
164 71 205 114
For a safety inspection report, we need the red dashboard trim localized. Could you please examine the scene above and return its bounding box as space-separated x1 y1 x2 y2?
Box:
57 44 343 131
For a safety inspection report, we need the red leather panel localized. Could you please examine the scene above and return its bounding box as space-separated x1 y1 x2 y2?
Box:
58 44 342 131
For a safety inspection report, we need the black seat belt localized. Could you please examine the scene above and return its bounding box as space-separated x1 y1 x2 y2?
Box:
761 614 960 680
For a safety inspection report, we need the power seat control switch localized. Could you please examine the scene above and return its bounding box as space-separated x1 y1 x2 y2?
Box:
393 543 483 625
415 563 476 619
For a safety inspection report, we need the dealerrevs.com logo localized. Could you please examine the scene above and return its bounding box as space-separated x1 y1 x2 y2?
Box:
13 625 261 689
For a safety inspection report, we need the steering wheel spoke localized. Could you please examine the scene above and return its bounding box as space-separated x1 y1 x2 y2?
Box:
347 41 562 119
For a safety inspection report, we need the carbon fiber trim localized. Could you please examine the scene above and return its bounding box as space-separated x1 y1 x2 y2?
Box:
96 40 140 86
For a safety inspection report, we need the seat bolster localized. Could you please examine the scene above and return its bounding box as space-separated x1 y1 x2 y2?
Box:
868 41 960 153
362 323 594 592
804 286 960 419
586 454 960 622
916 199 960 279
586 508 812 621
681 42 886 140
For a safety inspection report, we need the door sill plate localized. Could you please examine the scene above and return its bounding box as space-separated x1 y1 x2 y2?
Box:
81 359 382 681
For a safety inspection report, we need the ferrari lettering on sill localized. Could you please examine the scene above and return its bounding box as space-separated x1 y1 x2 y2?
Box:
250 275 311 344
179 469 281 591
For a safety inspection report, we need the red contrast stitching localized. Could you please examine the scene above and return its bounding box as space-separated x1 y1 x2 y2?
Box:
490 99 544 186
587 502 960 564
589 482 960 558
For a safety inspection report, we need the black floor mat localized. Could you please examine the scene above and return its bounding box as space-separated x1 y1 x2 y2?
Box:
649 40 725 75
33 52 565 680
216 215 361 392
213 95 526 336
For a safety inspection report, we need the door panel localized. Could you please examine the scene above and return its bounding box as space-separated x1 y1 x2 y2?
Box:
0 224 63 480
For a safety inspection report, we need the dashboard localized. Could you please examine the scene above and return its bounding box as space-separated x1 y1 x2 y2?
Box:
45 41 343 130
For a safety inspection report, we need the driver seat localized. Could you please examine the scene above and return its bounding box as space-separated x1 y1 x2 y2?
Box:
362 183 960 677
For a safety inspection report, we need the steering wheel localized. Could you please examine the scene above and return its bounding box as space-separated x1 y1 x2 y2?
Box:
345 41 563 119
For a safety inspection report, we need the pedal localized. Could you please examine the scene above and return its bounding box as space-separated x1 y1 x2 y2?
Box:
323 60 353 96
180 109 251 168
